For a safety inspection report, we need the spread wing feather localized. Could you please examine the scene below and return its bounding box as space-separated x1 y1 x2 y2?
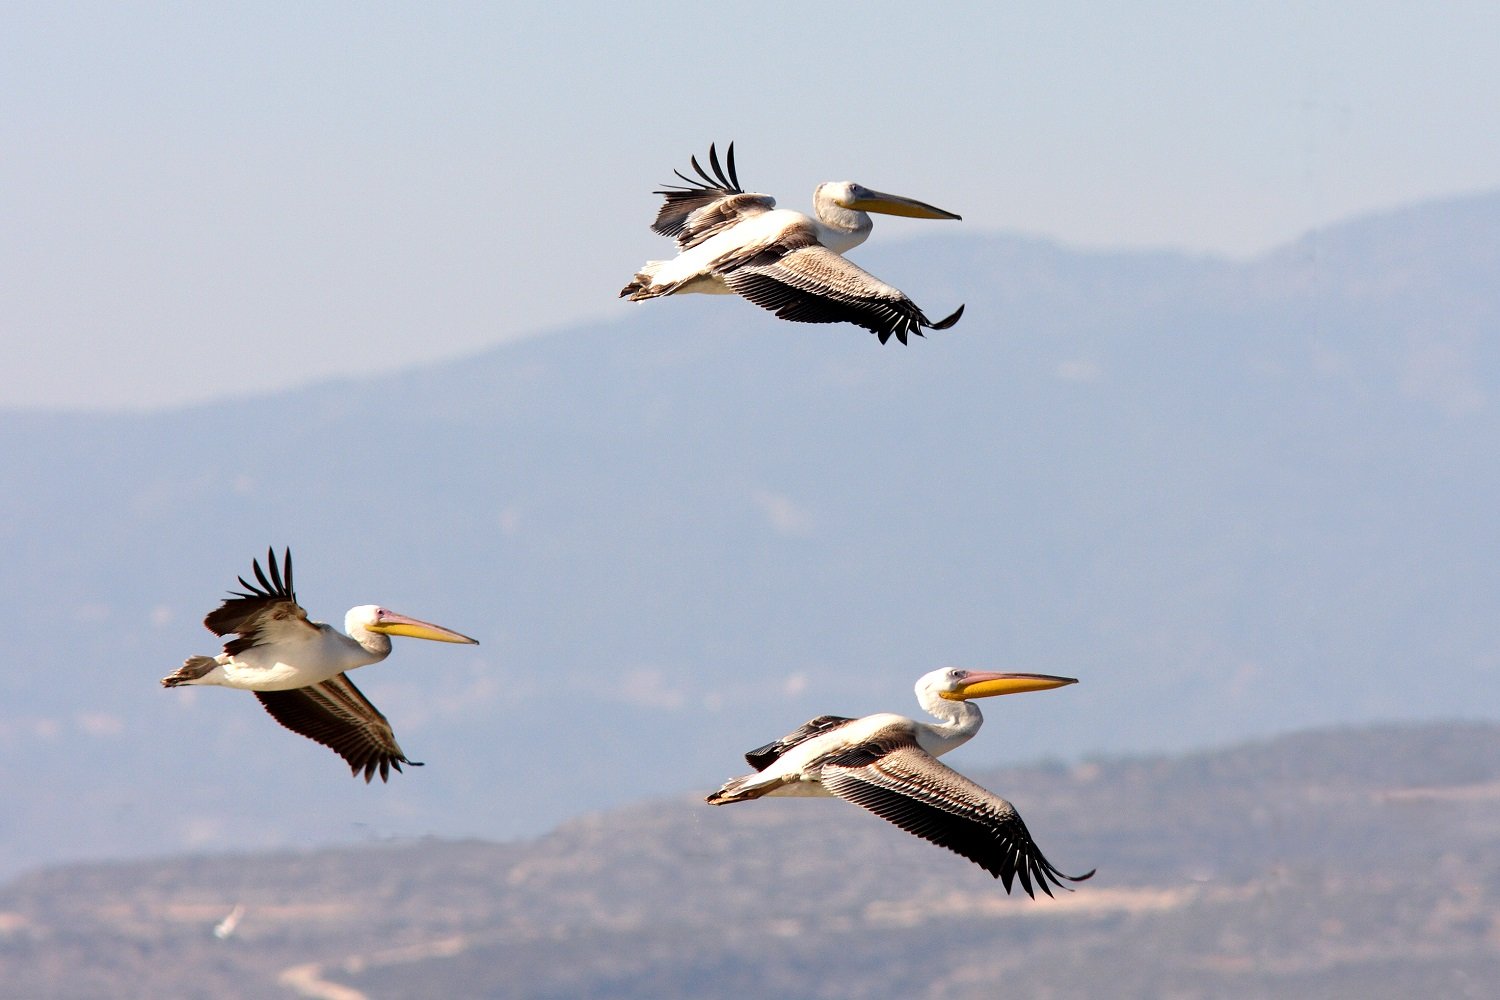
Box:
721 243 964 345
819 738 1094 896
649 142 776 250
744 715 856 771
203 548 317 656
255 673 420 782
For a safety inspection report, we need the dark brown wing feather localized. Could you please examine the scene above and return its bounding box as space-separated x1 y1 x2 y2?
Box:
720 242 964 345
744 715 856 771
254 673 421 782
203 547 316 656
649 142 776 250
818 737 1093 896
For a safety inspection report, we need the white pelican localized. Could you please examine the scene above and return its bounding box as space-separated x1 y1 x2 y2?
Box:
161 548 479 781
621 143 965 345
707 668 1094 896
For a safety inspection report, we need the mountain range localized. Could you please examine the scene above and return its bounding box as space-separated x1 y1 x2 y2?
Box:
0 191 1496 880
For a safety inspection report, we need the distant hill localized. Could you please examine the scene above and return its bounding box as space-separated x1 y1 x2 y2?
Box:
2 722 1498 999
0 191 1497 879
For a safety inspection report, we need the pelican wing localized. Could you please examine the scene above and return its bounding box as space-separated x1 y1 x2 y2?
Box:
818 737 1094 896
650 143 776 250
203 547 317 656
254 673 420 783
744 715 856 772
720 239 965 346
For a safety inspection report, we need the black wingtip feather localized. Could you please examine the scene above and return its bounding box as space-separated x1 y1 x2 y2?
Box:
252 556 274 593
689 154 711 187
658 142 744 196
930 304 964 330
236 548 296 602
265 547 282 592
707 142 734 190
354 755 424 783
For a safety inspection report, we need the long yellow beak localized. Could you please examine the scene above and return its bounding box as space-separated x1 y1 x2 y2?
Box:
847 188 962 221
368 610 479 645
940 671 1077 701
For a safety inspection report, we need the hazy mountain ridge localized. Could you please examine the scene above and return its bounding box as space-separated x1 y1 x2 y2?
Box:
0 191 1496 880
2 721 1498 999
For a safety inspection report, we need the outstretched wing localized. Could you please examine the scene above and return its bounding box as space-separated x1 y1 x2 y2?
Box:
719 236 964 345
254 673 420 782
744 715 856 771
203 547 318 656
649 142 776 251
819 737 1094 896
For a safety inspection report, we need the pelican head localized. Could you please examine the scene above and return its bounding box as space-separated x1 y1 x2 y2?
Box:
927 668 1077 702
347 605 479 645
821 181 962 221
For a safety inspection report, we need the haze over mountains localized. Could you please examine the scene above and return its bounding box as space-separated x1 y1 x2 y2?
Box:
0 191 1496 879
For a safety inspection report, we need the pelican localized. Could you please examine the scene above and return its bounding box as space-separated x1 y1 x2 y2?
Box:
621 143 964 345
707 668 1094 896
161 548 479 781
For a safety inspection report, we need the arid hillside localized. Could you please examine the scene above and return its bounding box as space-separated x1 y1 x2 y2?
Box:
3 722 1498 998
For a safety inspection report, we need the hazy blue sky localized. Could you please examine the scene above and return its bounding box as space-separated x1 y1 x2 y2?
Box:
5 2 1499 410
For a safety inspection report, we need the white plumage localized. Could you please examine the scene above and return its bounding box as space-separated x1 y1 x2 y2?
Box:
622 144 965 344
708 667 1094 896
162 548 479 781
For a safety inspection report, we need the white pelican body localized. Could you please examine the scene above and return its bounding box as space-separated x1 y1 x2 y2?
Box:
725 709 973 799
708 668 1094 896
638 204 870 297
162 548 479 781
182 610 396 692
622 144 964 345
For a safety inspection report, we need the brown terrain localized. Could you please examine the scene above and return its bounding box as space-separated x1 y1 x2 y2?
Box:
3 721 1499 998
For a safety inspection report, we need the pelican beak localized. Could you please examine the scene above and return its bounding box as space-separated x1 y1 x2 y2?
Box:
369 610 480 645
847 188 962 221
940 672 1077 701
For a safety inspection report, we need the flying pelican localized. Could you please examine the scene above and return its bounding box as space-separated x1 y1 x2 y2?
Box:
707 668 1094 896
621 143 965 345
161 548 479 781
